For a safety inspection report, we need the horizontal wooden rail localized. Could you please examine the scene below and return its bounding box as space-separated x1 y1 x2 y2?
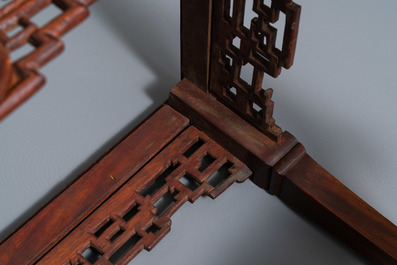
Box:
169 79 397 264
0 106 189 265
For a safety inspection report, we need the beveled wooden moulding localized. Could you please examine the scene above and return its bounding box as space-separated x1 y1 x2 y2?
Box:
1 0 396 265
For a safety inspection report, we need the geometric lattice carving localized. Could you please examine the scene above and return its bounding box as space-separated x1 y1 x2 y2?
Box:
0 0 97 121
210 0 301 141
37 126 251 265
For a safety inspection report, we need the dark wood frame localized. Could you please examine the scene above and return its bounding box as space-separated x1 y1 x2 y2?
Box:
0 0 396 264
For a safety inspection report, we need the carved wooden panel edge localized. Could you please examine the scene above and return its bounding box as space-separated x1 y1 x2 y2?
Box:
210 0 301 141
0 0 98 121
37 126 251 265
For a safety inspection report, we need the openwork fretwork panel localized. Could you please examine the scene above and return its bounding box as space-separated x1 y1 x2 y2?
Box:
210 0 301 141
37 126 251 265
0 0 97 120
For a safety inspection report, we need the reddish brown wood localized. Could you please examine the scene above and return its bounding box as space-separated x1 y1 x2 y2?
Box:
1 0 397 264
168 78 298 189
37 126 251 265
273 154 397 264
180 0 212 91
169 77 397 264
209 0 301 141
0 0 98 121
0 106 189 265
0 44 13 98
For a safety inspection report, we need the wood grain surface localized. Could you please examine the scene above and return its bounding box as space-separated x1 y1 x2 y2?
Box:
0 105 188 265
276 154 397 264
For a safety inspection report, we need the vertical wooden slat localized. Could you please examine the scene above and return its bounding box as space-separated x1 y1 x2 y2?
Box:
180 0 213 91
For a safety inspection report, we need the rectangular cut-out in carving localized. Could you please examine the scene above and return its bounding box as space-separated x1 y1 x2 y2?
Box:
34 126 251 264
207 162 233 188
0 106 189 264
263 0 272 7
256 51 270 64
154 191 178 217
210 0 301 141
240 63 255 86
146 224 160 235
6 24 24 37
30 4 63 27
122 203 140 222
198 154 216 172
108 233 142 264
262 35 268 46
229 0 235 17
10 42 35 62
232 36 241 49
141 162 180 197
109 227 125 243
226 86 237 102
225 54 233 68
82 246 102 264
179 173 200 191
253 102 262 113
94 218 114 238
243 0 256 28
272 11 286 50
183 138 205 158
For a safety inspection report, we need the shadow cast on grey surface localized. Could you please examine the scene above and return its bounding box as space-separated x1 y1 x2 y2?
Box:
0 104 162 242
274 80 389 212
1 0 180 241
96 0 180 104
215 192 373 265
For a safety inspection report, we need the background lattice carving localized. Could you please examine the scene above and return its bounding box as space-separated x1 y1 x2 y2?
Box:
0 0 98 120
210 0 301 141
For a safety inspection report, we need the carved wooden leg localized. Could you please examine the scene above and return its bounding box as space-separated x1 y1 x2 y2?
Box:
170 78 397 265
271 152 397 264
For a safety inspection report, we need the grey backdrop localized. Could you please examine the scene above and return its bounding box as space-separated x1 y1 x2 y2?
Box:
0 0 396 264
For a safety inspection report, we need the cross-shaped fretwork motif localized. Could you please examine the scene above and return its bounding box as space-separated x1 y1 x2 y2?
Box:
210 0 301 141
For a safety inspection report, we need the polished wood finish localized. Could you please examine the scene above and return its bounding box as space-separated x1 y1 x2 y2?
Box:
275 154 397 264
1 0 396 264
180 0 212 91
170 79 397 264
169 78 298 189
0 0 98 121
0 106 189 265
209 0 301 140
0 44 12 98
38 126 251 265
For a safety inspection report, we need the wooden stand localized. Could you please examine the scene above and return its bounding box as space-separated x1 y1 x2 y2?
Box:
0 0 396 264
